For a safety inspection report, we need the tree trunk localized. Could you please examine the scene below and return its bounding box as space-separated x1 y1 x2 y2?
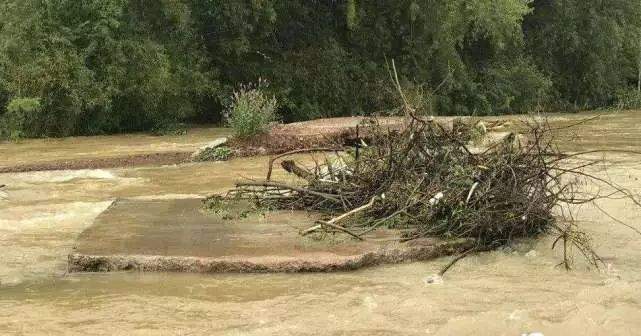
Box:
638 34 641 92
638 48 641 92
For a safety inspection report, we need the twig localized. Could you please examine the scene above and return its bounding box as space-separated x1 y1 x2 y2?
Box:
317 221 364 241
439 247 477 276
548 115 601 132
326 195 379 224
300 224 322 236
593 201 641 236
357 210 405 237
465 182 480 204
301 196 379 237
550 149 641 162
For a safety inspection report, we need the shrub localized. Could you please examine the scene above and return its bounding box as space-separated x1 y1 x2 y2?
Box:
615 89 641 110
226 81 277 138
194 146 232 162
1 97 41 139
150 122 187 136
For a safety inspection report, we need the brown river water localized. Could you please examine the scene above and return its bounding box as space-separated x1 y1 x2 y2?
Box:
1 112 640 335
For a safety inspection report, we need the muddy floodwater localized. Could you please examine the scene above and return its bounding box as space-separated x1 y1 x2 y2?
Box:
1 111 641 335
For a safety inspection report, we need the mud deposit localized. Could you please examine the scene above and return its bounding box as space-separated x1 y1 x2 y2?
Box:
1 111 640 335
67 199 472 273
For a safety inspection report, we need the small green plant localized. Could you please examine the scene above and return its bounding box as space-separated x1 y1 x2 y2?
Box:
203 195 245 220
226 80 277 138
469 120 488 144
194 146 232 162
386 84 436 117
202 194 270 220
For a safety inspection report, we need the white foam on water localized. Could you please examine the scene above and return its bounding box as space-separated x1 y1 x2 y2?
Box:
6 169 117 184
0 201 111 231
128 194 204 200
0 201 113 285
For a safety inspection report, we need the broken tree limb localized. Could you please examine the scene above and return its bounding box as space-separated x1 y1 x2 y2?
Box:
281 160 314 182
266 148 344 181
439 246 478 276
300 224 322 236
328 195 379 224
301 196 379 237
236 181 342 203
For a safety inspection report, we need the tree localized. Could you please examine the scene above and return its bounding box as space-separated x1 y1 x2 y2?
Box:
2 0 641 138
524 0 641 108
0 0 215 137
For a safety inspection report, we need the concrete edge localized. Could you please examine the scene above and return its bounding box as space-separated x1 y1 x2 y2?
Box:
68 238 475 274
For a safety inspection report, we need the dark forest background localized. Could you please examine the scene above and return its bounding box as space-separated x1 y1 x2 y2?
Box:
1 0 640 137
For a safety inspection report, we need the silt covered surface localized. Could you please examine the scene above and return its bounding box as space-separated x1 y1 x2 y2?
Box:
69 198 473 273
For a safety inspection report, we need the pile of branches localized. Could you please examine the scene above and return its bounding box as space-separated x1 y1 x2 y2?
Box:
207 112 641 270
208 63 641 271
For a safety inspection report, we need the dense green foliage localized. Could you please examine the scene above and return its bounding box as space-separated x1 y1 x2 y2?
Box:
1 0 640 137
0 0 215 137
524 0 641 109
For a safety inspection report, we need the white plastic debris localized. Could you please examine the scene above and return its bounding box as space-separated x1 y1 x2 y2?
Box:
465 182 479 204
508 310 524 321
525 250 537 258
424 274 443 285
428 192 444 206
521 333 544 336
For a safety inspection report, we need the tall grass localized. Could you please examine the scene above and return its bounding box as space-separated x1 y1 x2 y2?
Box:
226 81 278 138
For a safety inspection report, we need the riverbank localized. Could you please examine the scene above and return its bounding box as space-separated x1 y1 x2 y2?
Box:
0 127 230 172
0 112 623 173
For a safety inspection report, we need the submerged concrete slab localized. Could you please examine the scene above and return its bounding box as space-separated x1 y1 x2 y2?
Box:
69 199 473 273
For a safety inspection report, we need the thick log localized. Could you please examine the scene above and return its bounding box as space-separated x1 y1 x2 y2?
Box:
281 160 314 182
